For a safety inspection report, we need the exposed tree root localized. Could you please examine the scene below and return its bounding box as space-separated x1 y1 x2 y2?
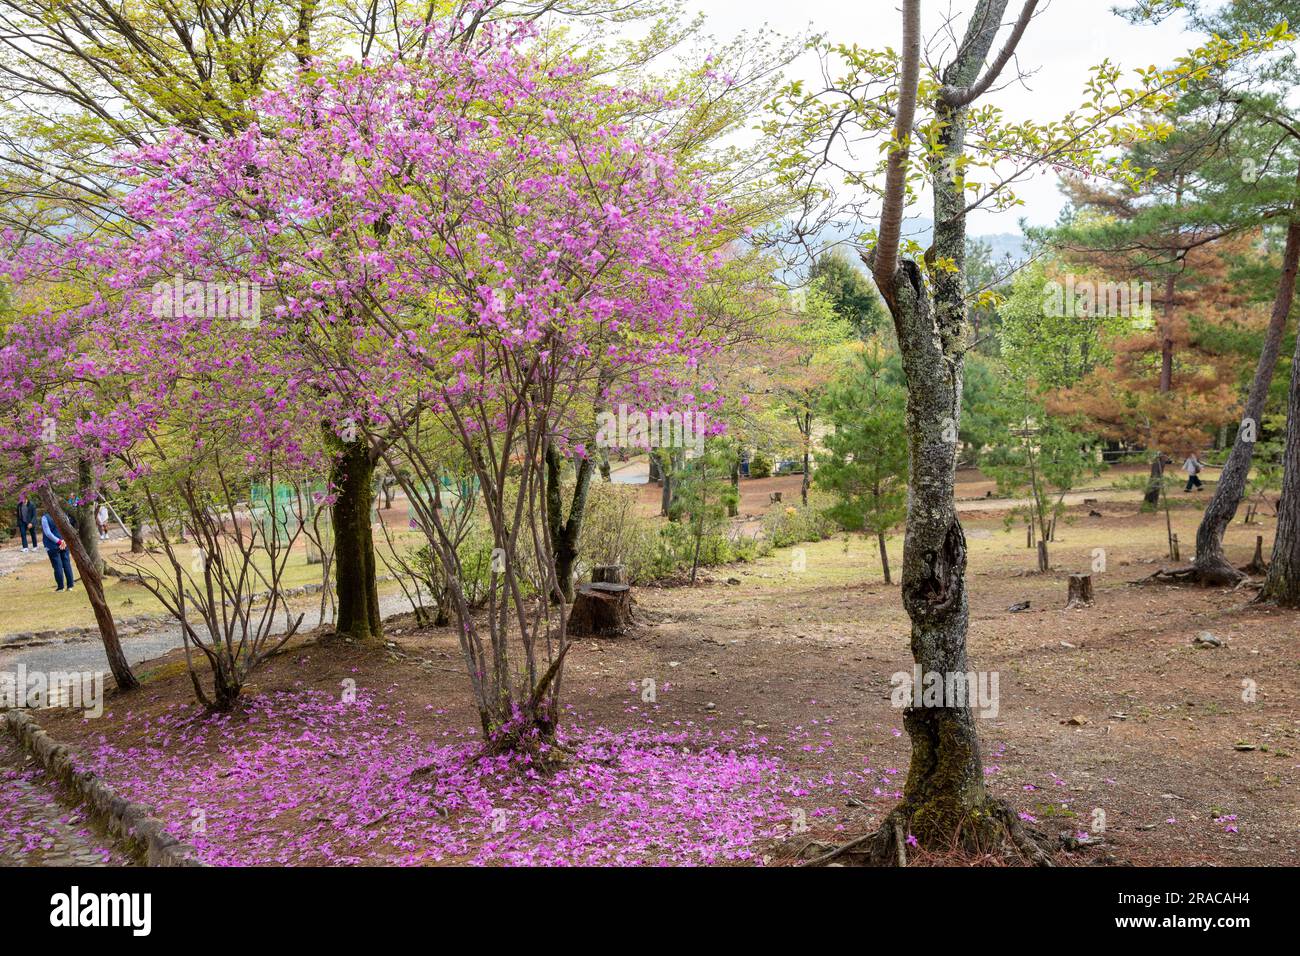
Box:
801 800 1053 867
1136 560 1250 588
1241 557 1270 577
409 719 568 781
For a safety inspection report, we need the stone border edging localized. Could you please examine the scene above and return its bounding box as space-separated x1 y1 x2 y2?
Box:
3 709 205 867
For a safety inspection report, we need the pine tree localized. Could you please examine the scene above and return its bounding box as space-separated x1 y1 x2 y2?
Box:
815 351 908 582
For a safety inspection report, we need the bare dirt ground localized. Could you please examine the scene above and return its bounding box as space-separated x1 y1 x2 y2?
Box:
27 491 1298 866
628 461 1182 518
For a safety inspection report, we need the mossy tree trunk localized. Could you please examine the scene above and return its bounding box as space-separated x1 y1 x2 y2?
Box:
859 0 1046 862
546 445 595 603
331 436 382 641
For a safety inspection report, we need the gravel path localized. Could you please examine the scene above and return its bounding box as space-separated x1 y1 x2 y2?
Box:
0 732 132 866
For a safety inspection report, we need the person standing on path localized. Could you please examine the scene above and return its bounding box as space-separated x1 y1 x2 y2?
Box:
96 503 110 541
1183 452 1206 492
15 498 37 551
40 511 75 591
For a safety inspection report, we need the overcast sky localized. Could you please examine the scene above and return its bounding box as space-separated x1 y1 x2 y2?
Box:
677 0 1211 235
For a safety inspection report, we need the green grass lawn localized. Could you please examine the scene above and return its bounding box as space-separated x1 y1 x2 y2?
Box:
0 529 422 636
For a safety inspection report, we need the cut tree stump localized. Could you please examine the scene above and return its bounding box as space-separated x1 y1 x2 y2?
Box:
592 564 627 585
769 492 783 505
1242 535 1269 575
568 582 633 637
1066 573 1093 608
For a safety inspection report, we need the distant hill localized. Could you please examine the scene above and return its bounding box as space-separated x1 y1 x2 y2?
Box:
771 216 1027 283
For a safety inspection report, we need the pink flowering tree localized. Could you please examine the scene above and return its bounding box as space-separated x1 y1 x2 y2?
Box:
0 243 146 690
1 229 334 708
89 20 721 746
110 307 330 710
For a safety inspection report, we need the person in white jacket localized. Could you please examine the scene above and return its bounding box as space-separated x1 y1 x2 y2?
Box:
1183 453 1206 492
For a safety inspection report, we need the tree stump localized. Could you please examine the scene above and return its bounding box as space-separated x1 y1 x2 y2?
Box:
592 564 627 585
769 491 783 505
568 582 633 637
1066 573 1093 608
1243 535 1269 576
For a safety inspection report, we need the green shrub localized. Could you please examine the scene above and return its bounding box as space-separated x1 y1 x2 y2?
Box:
580 482 666 584
749 451 772 479
763 498 837 547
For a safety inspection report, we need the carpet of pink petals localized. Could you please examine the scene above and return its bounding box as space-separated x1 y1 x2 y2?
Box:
70 687 887 866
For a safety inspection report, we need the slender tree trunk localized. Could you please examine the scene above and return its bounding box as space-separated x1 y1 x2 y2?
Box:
1158 273 1177 393
74 458 103 575
878 531 891 584
1196 178 1300 584
887 262 992 846
128 504 145 554
728 457 740 517
660 452 675 518
1144 455 1165 507
546 446 594 603
858 0 1040 861
331 438 382 641
801 411 812 506
38 486 138 691
690 511 704 586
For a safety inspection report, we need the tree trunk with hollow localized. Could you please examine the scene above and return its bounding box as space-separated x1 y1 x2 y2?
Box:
856 0 1047 862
